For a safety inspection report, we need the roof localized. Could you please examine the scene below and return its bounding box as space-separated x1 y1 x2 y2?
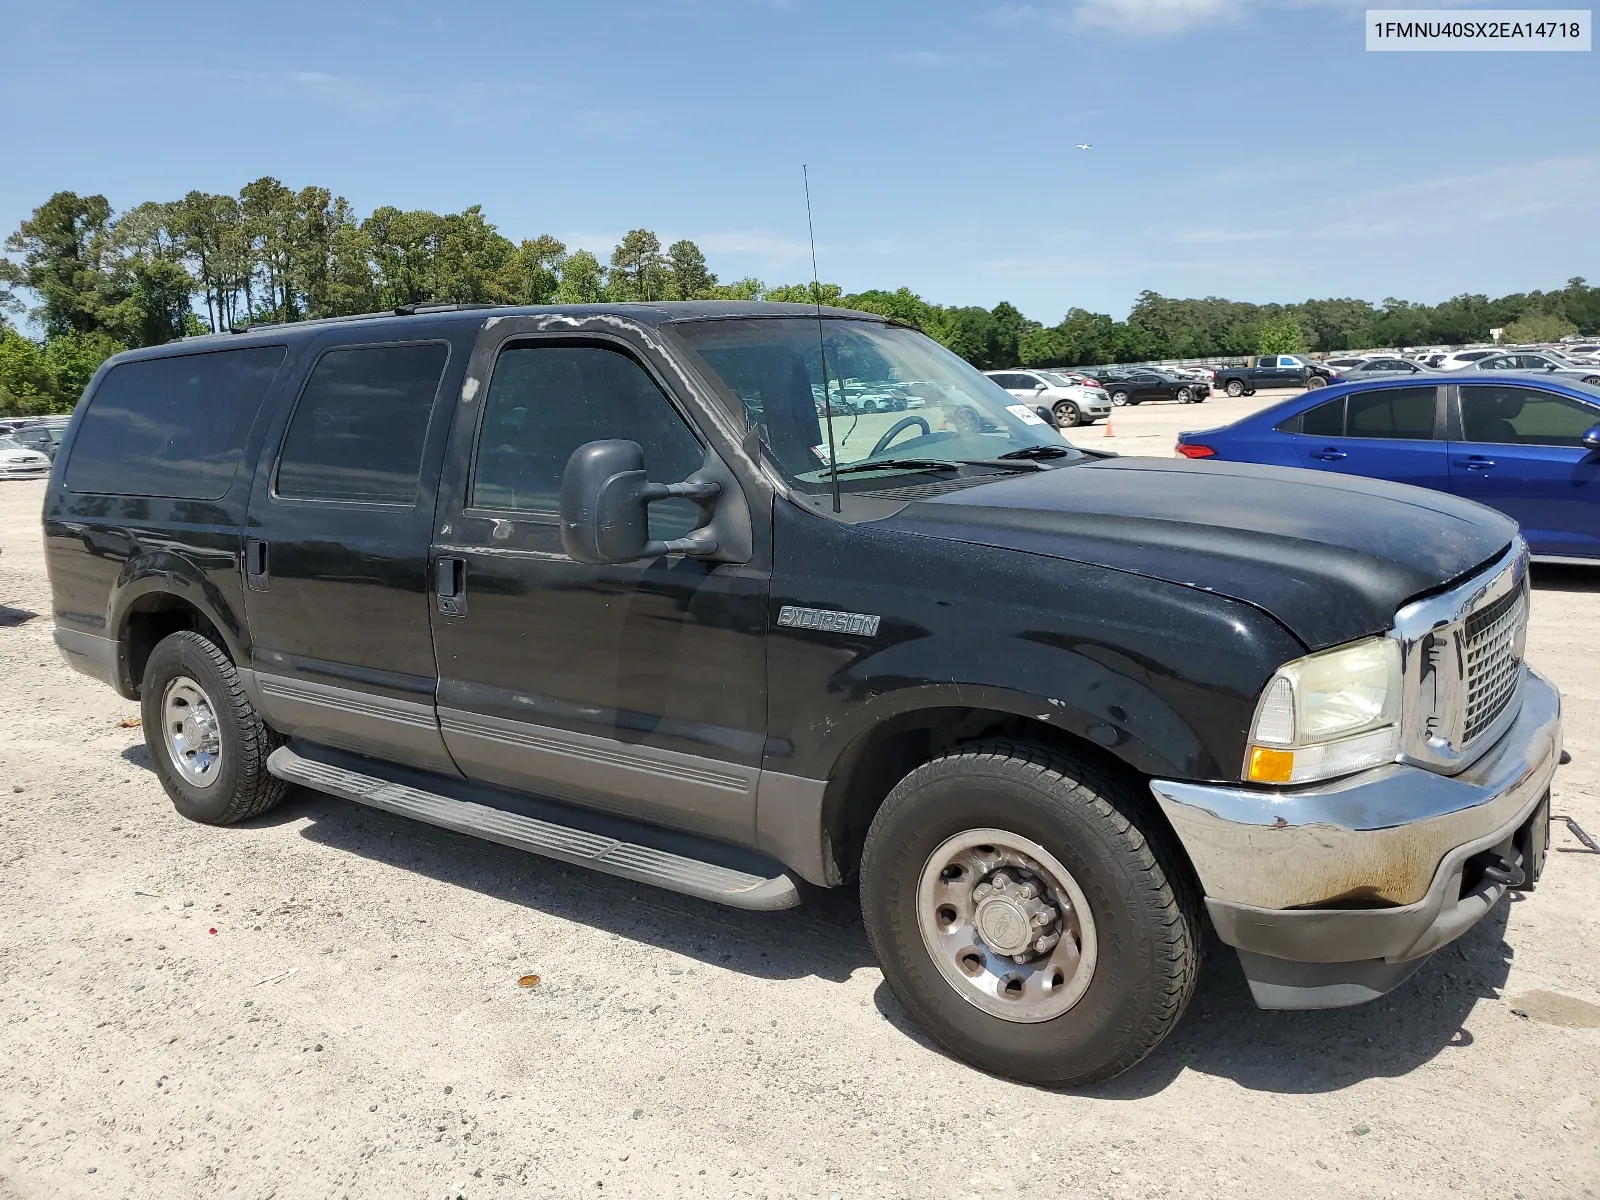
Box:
96 300 892 367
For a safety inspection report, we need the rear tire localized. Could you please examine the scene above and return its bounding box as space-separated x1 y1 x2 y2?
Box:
861 740 1201 1087
1110 390 1130 406
1225 380 1244 398
140 631 287 826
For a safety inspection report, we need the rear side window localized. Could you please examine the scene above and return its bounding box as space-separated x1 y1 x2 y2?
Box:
1300 395 1346 437
65 347 286 498
1347 387 1438 439
275 343 449 504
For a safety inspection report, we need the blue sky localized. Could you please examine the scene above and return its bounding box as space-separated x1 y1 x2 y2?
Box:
1 0 1595 322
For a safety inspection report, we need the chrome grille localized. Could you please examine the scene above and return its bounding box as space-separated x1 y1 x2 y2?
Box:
1394 540 1530 774
1462 581 1527 743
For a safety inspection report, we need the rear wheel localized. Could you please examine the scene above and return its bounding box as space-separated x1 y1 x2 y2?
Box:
1583 375 1600 386
1225 379 1245 398
140 631 287 825
1110 390 1130 406
1053 400 1082 428
861 740 1201 1087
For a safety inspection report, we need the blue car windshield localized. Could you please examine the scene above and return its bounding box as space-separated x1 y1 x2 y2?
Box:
669 317 1081 492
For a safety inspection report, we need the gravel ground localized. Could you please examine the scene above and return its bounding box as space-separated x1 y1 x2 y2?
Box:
2 411 1598 1200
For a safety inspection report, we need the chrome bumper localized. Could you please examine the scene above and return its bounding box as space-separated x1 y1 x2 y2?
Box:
1149 667 1561 1007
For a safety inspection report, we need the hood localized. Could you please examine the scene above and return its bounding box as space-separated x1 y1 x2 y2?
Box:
881 457 1516 649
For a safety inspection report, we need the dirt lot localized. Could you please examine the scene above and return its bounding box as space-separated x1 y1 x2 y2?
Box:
2 403 1598 1200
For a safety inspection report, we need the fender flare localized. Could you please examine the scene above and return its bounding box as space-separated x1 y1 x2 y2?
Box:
106 550 249 696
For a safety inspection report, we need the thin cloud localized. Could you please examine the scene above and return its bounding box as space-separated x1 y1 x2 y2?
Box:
893 50 958 65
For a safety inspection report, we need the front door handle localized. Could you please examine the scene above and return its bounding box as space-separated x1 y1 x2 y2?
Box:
246 539 269 590
1311 448 1347 461
436 555 467 615
1461 456 1496 471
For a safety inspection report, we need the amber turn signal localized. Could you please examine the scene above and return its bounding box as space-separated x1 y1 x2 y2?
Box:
1246 745 1294 784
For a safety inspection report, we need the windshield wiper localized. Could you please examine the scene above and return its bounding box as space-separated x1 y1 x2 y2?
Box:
997 444 1072 460
830 458 963 476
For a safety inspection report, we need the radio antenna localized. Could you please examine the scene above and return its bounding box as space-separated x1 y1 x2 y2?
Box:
803 165 843 514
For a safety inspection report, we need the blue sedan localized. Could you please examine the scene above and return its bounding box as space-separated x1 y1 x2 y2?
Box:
1175 374 1600 562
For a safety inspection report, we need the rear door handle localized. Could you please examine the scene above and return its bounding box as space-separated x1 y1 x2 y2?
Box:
1311 448 1347 461
246 539 269 590
436 555 467 615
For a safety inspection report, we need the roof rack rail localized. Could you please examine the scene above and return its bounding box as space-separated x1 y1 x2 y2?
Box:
228 301 509 335
392 301 504 316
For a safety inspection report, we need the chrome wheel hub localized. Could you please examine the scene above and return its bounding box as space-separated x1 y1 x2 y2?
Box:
162 677 223 788
916 829 1097 1024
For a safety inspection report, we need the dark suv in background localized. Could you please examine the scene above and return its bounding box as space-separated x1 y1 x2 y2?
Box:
43 301 1560 1087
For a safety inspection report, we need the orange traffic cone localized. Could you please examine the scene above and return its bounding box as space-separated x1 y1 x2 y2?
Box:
1104 416 1115 437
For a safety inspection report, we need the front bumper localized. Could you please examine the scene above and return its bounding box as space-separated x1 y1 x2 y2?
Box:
1150 666 1561 1009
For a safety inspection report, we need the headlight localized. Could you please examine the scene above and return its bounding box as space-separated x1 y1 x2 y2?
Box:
1244 637 1401 785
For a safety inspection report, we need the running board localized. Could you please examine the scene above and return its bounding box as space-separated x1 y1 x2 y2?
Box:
266 746 801 911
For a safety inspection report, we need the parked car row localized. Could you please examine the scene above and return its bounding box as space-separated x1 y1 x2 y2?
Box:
0 415 70 461
984 370 1112 427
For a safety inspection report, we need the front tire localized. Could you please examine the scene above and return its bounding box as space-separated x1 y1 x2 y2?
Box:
1175 387 1193 404
1304 375 1328 389
140 631 287 825
861 740 1201 1087
1053 400 1082 428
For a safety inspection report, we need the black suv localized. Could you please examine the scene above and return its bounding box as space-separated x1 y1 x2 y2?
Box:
44 302 1561 1086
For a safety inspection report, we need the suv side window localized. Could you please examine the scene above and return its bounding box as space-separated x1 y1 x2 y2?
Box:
276 342 449 504
1300 395 1346 437
1460 385 1600 447
471 342 704 538
1346 387 1438 439
64 346 287 499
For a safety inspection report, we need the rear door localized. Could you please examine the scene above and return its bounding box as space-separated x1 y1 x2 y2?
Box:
1449 382 1600 560
242 327 468 772
1288 384 1449 489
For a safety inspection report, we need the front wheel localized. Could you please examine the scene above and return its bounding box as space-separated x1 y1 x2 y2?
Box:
1053 400 1082 428
1175 387 1193 404
861 741 1201 1087
1304 374 1328 389
141 631 287 825
1584 375 1600 386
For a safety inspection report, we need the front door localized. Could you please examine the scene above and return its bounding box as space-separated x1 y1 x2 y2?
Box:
242 331 464 772
1289 385 1448 489
429 329 770 844
1449 383 1600 560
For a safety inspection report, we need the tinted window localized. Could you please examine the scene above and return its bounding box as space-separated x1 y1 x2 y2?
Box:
276 344 448 503
472 343 704 538
1460 386 1600 447
1346 387 1437 439
64 347 286 498
1301 396 1346 437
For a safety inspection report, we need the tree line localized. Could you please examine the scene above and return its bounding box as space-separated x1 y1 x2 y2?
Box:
2 179 1596 415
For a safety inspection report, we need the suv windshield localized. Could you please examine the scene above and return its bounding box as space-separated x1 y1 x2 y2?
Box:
670 317 1078 491
1037 371 1078 387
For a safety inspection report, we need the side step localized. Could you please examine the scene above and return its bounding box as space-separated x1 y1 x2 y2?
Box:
266 745 801 911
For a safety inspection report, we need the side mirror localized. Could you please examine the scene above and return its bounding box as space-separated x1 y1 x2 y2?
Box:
1035 404 1059 429
1035 382 1048 392
559 440 722 566
1583 424 1600 451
